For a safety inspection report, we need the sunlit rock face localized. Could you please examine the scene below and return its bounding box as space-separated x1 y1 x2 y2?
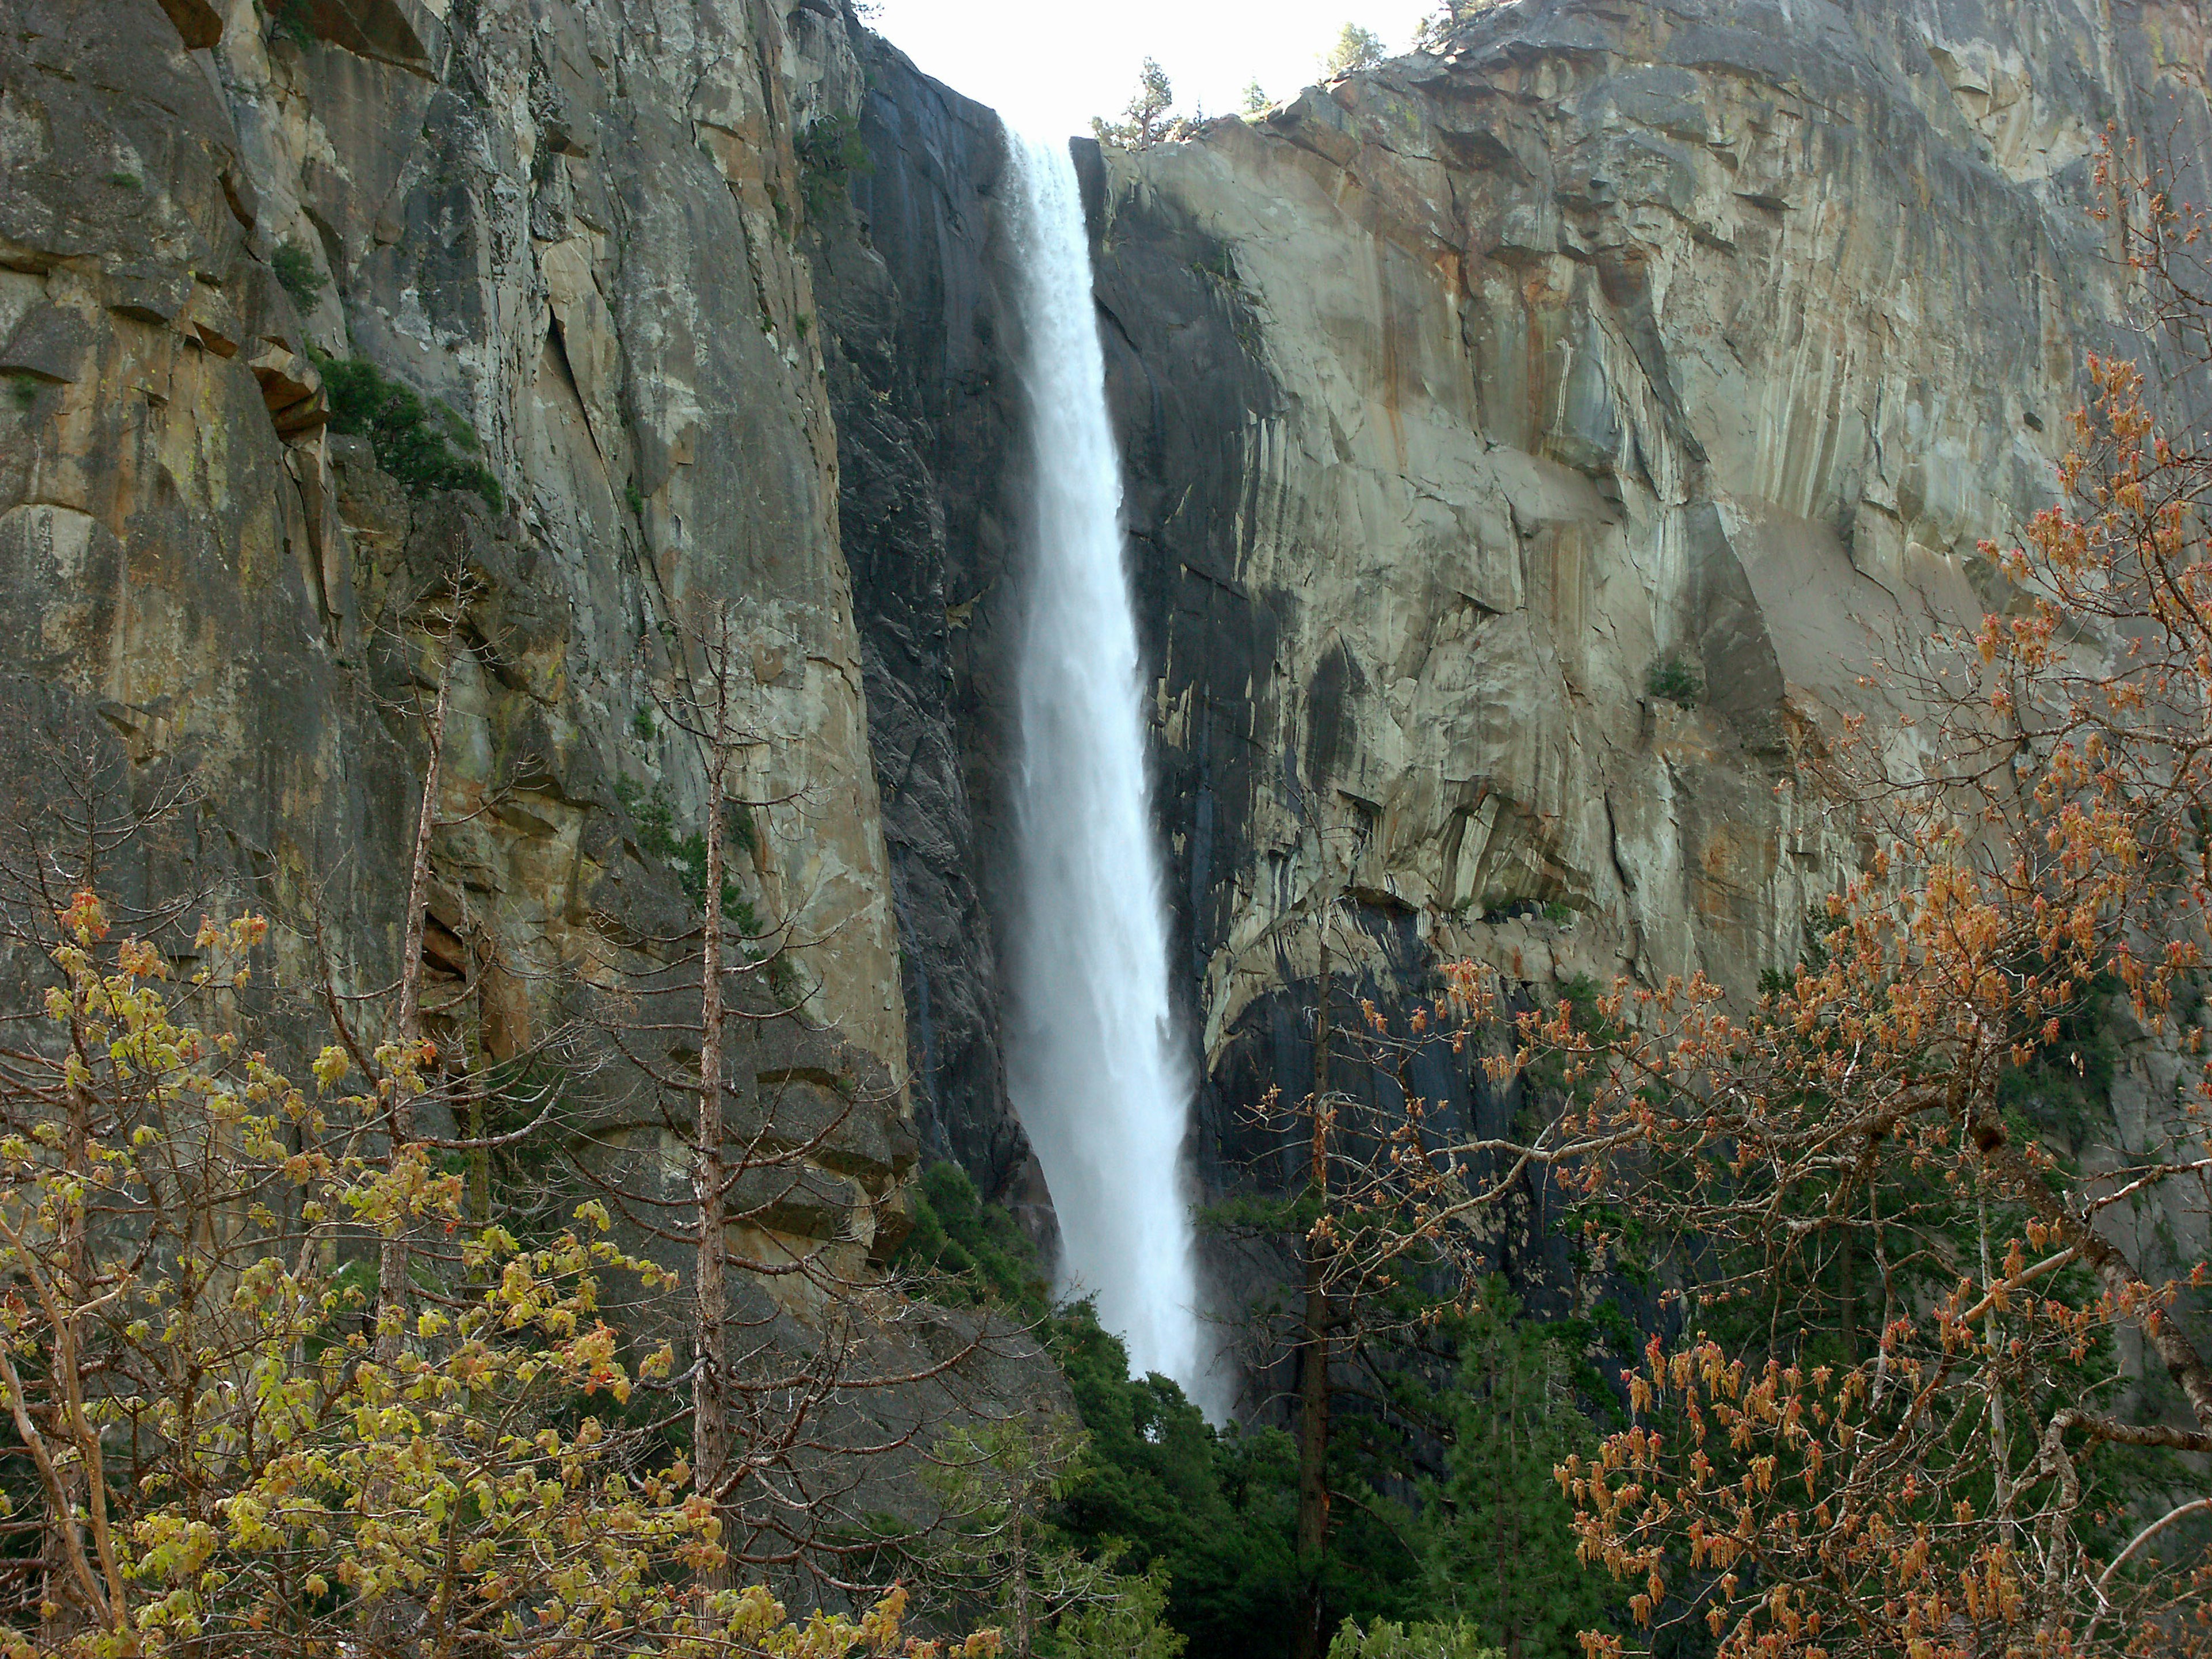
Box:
1087 0 2212 1221
0 0 914 1260
804 0 2212 1313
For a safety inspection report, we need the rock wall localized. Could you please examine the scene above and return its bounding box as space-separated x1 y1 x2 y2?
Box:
0 0 915 1260
795 17 1039 1207
1090 0 2212 1296
7 0 2207 1364
801 0 2212 1317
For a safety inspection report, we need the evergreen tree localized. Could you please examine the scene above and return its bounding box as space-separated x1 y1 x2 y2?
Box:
1425 1288 1614 1659
1092 58 1177 149
1323 24 1385 78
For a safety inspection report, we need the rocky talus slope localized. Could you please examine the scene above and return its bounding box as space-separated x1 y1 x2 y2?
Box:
0 0 912 1267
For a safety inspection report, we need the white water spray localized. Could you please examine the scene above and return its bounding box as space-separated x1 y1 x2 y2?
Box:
1003 131 1217 1416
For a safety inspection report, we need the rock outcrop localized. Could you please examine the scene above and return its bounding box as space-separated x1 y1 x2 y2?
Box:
1 0 914 1262
1086 0 2211 1259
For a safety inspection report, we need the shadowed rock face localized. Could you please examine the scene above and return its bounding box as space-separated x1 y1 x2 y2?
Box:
797 21 1037 1207
0 0 914 1260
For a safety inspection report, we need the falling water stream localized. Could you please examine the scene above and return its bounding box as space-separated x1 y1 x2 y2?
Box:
1003 131 1217 1415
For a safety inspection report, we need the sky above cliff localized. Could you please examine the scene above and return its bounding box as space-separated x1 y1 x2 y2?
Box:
868 0 1440 138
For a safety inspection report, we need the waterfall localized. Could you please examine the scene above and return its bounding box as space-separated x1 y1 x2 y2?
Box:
1002 131 1218 1416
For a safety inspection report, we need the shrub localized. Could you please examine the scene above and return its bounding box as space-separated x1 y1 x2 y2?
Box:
1328 1618 1499 1659
268 0 317 47
271 239 326 310
892 1162 1050 1318
1644 655 1702 708
320 353 503 512
797 113 870 218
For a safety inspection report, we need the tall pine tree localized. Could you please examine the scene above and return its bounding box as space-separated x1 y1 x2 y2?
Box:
1425 1288 1614 1659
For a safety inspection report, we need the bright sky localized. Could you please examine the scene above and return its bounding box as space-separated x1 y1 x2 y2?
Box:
867 0 1441 141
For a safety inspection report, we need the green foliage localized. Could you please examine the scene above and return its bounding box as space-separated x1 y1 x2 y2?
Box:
631 706 656 742
268 0 317 47
892 1162 1051 1320
1051 1560 1185 1659
1330 1618 1500 1659
1994 971 2119 1147
1423 1289 1618 1659
626 480 646 516
0 895 935 1657
1093 58 1178 149
797 113 871 218
1551 973 1616 1040
1241 79 1271 116
610 775 753 914
320 354 503 512
1541 899 1574 927
1053 1302 1434 1653
896 1176 1620 1659
106 171 142 190
1645 656 1703 709
926 1418 1188 1659
610 775 787 1000
1323 24 1387 78
272 239 327 310
7 372 37 411
1049 1304 1307 1657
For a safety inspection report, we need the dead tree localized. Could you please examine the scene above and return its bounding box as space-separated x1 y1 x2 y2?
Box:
561 594 1005 1604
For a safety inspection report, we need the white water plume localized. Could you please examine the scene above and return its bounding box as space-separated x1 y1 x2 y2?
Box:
1002 130 1220 1418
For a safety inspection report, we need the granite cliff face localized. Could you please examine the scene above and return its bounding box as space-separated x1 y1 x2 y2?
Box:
6 0 2209 1351
804 0 2212 1310
1 0 914 1264
796 17 1036 1206
1083 0 2212 1290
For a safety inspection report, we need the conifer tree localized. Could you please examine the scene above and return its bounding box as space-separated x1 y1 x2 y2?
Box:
1322 24 1385 78
1425 1290 1613 1659
1093 58 1178 149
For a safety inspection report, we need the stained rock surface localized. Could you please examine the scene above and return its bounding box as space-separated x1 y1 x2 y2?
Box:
806 0 2212 1306
5 0 2209 1353
1 0 913 1264
1100 0 2212 1301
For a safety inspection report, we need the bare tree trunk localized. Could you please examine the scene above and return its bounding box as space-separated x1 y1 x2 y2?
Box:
378 642 454 1367
1292 938 1332 1659
1010 1488 1033 1659
693 622 731 1590
1978 1186 2014 1543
